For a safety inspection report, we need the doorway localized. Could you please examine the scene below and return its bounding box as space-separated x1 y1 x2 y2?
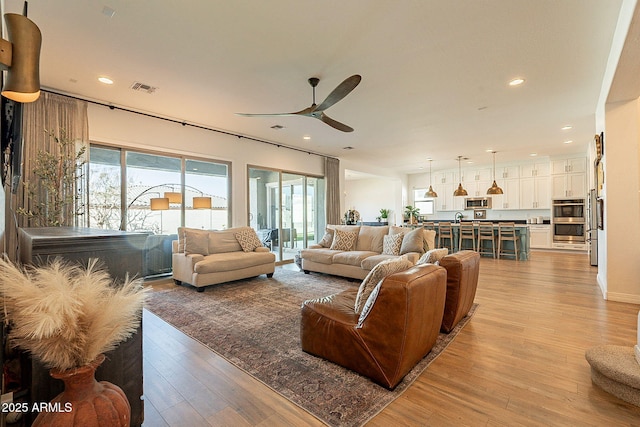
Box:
248 167 325 263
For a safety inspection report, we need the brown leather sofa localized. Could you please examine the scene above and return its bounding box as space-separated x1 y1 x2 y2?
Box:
300 263 447 389
300 250 480 389
440 250 480 333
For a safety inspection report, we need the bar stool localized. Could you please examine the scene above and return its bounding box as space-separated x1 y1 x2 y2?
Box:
423 222 436 231
498 222 519 260
438 222 454 252
458 222 476 251
477 222 496 258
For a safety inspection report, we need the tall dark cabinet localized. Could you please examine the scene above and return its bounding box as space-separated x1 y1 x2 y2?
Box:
16 227 148 427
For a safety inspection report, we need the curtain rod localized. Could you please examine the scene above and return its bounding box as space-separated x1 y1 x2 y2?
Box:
41 88 337 160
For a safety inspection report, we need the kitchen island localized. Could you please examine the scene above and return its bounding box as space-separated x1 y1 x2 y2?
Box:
403 222 530 260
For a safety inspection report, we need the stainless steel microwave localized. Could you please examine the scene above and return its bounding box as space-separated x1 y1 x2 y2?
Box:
465 197 491 209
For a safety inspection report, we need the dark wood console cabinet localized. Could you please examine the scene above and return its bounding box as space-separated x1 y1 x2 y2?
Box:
16 227 148 426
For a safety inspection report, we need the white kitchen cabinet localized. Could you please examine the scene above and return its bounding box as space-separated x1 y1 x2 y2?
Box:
467 167 492 182
551 157 586 175
493 179 520 210
521 162 550 177
436 183 464 211
529 225 551 248
498 165 520 179
467 180 492 197
551 173 586 198
434 171 456 185
520 176 551 209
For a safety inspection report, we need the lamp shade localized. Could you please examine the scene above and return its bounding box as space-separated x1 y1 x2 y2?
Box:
150 197 169 210
1 13 41 103
164 191 182 204
193 196 212 209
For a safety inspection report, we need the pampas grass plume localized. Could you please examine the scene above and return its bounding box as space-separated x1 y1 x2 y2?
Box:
0 258 146 371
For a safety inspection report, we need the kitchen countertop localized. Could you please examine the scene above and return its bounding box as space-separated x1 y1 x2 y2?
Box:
407 219 551 225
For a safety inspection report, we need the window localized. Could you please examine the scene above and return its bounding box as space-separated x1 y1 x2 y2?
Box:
88 144 230 233
413 189 435 216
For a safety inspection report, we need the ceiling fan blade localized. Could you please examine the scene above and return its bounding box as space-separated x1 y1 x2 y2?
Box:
236 106 314 117
317 112 354 132
313 74 361 113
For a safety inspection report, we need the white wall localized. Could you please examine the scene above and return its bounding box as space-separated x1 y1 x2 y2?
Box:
87 104 324 227
344 177 401 224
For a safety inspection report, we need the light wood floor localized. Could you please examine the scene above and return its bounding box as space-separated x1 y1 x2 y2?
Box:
141 252 640 426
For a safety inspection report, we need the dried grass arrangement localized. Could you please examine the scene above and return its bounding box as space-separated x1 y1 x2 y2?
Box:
0 258 146 371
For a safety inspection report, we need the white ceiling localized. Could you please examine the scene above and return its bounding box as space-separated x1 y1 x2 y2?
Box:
5 0 624 173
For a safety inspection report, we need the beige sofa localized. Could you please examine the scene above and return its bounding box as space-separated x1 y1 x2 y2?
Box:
301 225 436 280
172 226 276 292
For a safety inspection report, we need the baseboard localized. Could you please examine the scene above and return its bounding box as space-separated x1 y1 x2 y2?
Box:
606 292 640 304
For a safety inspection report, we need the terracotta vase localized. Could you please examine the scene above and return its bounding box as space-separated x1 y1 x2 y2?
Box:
33 354 130 427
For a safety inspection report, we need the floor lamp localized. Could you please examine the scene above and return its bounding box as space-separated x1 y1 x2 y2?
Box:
193 196 212 229
150 197 169 233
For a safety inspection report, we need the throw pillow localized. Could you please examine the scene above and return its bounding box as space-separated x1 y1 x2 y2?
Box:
400 227 426 255
330 229 358 251
423 229 436 252
382 233 403 255
354 256 413 314
417 248 449 265
357 281 382 328
235 228 263 252
318 228 335 248
183 229 209 255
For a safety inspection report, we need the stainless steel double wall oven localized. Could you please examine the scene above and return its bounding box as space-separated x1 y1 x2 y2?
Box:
552 198 585 243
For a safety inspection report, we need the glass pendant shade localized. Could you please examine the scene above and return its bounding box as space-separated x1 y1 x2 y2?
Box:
453 156 467 196
486 151 504 195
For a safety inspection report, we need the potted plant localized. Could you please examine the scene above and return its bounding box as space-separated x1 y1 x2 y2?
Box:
404 205 420 224
0 258 146 426
376 208 390 224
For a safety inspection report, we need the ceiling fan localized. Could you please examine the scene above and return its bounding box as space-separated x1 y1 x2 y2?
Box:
236 74 361 132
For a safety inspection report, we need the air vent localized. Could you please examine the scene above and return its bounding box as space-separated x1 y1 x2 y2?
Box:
130 82 157 94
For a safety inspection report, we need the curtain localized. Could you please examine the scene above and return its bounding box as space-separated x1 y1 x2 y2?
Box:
5 92 89 259
325 156 341 225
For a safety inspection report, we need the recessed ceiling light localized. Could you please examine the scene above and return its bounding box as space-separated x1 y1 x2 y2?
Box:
529 153 537 157
303 135 311 140
563 140 573 144
98 76 114 85
485 149 493 153
561 125 573 130
343 146 354 150
509 78 525 86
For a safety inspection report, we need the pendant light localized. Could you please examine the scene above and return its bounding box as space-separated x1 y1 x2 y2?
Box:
453 155 468 196
486 151 504 195
424 159 438 198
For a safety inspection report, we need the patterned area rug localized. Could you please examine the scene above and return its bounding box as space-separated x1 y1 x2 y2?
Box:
145 269 476 427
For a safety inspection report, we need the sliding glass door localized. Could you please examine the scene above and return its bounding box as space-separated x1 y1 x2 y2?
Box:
248 167 324 264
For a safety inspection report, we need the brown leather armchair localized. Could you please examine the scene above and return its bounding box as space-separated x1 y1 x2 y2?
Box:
439 250 480 333
300 263 447 389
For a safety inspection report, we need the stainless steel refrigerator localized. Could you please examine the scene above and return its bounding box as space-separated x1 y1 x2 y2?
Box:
588 188 598 266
